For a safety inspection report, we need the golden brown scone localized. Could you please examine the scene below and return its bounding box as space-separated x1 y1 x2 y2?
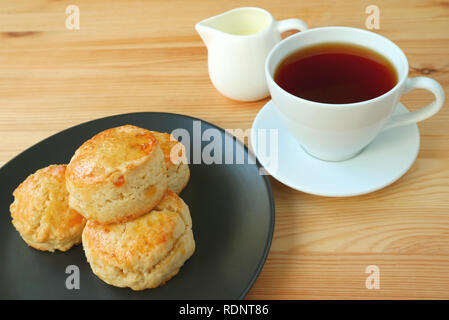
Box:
150 131 190 194
66 125 168 224
10 165 86 252
82 190 195 290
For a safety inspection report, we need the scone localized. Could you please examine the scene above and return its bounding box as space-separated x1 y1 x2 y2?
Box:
10 164 86 252
82 190 195 290
151 131 190 194
66 125 168 224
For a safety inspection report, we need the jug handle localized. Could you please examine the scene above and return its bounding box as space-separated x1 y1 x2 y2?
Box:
277 18 308 34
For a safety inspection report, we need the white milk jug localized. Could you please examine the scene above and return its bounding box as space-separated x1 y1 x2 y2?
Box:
196 7 307 101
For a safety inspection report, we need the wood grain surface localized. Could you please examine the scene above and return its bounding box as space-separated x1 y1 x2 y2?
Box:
1 0 448 299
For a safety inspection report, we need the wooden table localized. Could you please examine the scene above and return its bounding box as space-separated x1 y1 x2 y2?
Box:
1 0 448 299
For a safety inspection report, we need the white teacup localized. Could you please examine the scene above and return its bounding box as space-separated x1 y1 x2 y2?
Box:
265 26 445 161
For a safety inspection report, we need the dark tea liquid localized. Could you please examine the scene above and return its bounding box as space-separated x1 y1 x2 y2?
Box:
274 42 398 104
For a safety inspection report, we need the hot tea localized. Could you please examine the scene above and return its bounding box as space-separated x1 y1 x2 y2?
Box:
274 42 398 104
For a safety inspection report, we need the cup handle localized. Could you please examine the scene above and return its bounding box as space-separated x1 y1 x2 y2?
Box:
383 77 445 130
277 18 308 34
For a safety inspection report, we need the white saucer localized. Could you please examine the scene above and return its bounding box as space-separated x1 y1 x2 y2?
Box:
251 100 420 197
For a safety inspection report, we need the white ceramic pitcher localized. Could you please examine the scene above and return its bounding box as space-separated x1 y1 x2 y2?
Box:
195 7 307 101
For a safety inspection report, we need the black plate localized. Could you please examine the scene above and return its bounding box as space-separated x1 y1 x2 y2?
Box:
0 112 274 299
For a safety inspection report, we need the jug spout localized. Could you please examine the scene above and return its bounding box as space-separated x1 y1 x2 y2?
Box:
196 7 274 47
195 22 218 48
